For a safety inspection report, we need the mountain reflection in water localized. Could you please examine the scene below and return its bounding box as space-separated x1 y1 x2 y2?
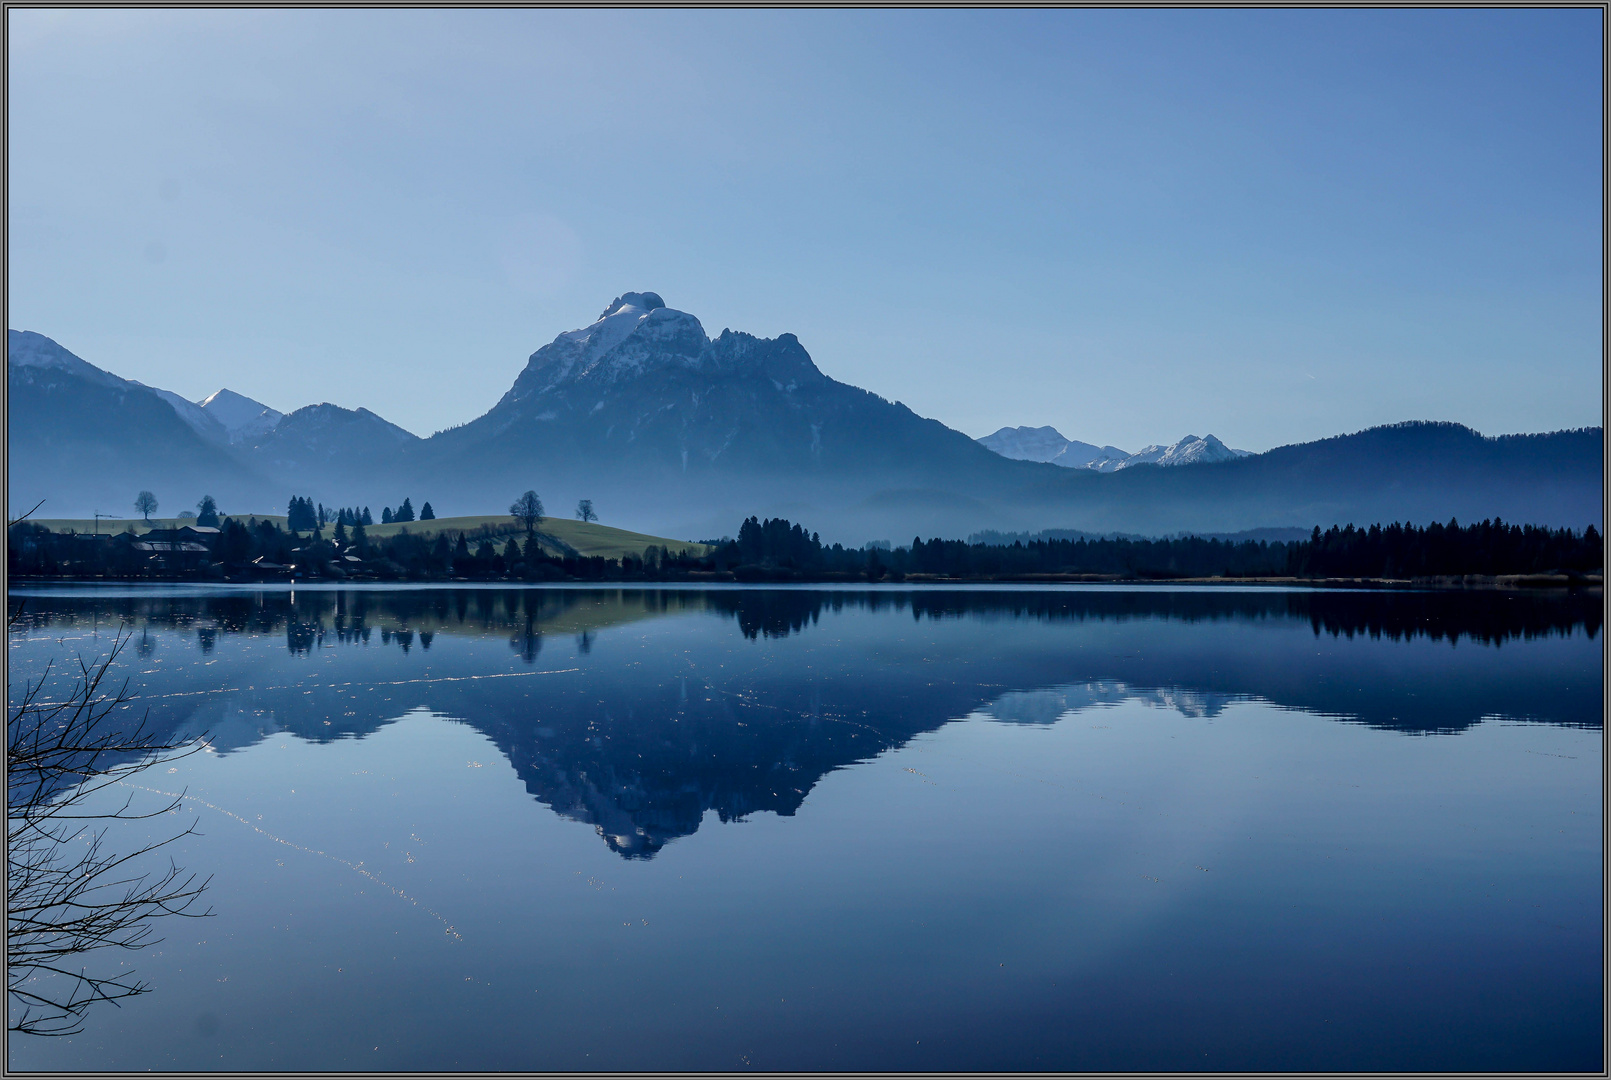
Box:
9 586 1600 859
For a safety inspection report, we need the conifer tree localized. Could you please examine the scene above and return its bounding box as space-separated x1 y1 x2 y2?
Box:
396 498 415 523
420 502 435 521
195 496 219 528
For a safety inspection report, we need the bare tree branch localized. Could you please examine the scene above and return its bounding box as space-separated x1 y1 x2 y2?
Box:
8 614 212 1037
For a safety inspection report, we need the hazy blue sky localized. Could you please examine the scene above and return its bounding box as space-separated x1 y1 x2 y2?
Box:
8 8 1602 449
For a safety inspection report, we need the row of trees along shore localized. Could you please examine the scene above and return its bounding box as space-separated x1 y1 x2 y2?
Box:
121 492 597 530
6 508 1602 583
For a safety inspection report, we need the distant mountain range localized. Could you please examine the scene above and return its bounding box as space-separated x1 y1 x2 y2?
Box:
7 295 1603 542
977 426 1250 471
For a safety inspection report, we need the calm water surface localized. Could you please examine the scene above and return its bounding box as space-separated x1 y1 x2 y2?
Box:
6 585 1602 1071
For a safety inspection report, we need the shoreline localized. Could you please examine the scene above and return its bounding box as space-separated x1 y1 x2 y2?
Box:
7 572 1601 592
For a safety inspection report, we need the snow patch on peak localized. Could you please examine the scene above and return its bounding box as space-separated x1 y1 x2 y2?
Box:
978 426 1072 463
7 329 123 390
141 385 228 443
977 426 1131 469
976 421 1249 471
598 292 665 320
199 388 284 444
513 294 710 398
1100 433 1251 471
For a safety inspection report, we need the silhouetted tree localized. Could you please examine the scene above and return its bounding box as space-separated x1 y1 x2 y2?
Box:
133 491 157 523
396 498 415 523
286 497 317 534
361 507 373 526
510 491 544 536
381 507 394 525
420 502 435 521
575 499 597 524
195 496 219 528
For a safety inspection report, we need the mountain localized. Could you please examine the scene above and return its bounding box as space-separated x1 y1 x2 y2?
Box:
977 427 1248 471
415 292 1031 538
1099 433 1251 471
977 426 1129 469
5 330 407 520
8 305 1604 539
142 386 229 444
6 330 278 520
242 403 420 503
979 425 1081 462
199 389 283 444
1006 421 1602 539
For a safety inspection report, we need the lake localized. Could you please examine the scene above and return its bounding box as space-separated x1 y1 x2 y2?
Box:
6 584 1602 1071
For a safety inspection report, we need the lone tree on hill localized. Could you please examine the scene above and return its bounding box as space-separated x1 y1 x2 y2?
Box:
575 499 597 524
133 491 157 523
195 496 219 528
420 502 435 520
510 491 544 536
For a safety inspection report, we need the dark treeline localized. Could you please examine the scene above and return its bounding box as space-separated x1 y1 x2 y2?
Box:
7 512 1602 585
705 516 1601 581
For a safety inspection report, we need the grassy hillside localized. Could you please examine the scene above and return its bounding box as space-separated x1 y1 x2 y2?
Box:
360 515 712 560
25 514 710 562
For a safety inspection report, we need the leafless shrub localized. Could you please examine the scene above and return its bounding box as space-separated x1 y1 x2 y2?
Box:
8 609 212 1036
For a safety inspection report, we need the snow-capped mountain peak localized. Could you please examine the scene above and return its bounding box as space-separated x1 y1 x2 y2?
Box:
597 291 665 320
1100 433 1251 470
198 388 283 443
977 425 1074 463
977 424 1249 470
503 292 713 403
976 425 1130 469
7 329 125 390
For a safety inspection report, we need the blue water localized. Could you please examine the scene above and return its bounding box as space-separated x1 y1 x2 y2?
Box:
6 585 1602 1071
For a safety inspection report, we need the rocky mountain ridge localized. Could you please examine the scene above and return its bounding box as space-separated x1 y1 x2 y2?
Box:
978 426 1249 470
7 300 1603 540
